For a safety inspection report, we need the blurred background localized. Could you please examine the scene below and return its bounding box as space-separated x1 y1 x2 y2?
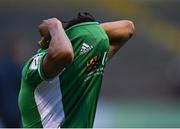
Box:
0 0 179 127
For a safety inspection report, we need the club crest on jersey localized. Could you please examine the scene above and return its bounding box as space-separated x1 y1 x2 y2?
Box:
80 42 93 55
86 55 100 72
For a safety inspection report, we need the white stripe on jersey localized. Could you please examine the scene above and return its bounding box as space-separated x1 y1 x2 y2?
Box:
34 77 65 128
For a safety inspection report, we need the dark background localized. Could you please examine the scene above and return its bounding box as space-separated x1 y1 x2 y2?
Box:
0 0 179 127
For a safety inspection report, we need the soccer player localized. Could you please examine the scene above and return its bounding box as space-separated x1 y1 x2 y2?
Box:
18 13 134 128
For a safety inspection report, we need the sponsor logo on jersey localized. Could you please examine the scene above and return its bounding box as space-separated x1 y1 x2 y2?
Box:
84 52 108 81
80 42 93 55
86 55 100 72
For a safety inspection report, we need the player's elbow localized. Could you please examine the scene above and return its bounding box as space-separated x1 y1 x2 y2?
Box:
124 20 135 39
60 48 74 65
58 48 74 66
113 20 135 42
47 47 74 66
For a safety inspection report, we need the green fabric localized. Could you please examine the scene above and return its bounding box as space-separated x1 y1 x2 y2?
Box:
60 22 109 127
18 22 109 128
18 52 47 128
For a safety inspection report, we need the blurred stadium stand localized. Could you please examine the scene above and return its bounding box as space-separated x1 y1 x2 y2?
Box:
0 0 179 127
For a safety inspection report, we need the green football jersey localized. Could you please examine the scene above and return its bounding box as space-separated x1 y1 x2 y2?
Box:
18 22 109 128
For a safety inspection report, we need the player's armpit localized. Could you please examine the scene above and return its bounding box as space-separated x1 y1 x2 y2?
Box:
108 42 123 60
100 20 135 60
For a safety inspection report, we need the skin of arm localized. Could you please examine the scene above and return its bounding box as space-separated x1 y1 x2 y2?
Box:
100 20 135 60
38 18 74 79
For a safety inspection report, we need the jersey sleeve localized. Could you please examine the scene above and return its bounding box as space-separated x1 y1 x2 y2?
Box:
37 53 48 81
24 52 48 83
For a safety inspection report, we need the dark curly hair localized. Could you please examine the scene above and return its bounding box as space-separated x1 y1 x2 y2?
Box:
63 12 96 30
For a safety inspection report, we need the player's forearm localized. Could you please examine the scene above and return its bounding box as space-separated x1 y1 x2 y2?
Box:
100 20 135 43
47 22 74 65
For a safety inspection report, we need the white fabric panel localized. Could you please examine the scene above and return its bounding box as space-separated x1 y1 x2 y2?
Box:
34 77 65 128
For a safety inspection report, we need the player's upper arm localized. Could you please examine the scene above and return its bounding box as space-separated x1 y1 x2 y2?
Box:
100 20 135 60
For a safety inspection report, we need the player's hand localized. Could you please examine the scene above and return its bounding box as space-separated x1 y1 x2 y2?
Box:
38 18 63 49
38 18 62 38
